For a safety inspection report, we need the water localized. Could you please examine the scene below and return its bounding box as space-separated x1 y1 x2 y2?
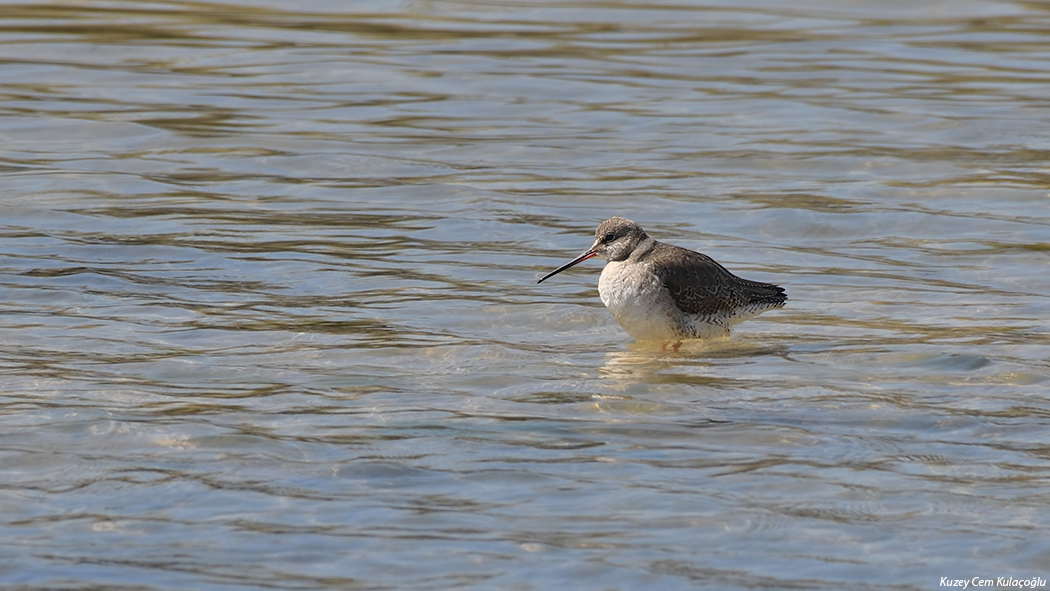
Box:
1 1 1049 589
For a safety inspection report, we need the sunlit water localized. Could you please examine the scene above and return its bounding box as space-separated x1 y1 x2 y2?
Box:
1 1 1049 589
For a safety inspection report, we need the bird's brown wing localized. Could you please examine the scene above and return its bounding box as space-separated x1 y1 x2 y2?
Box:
656 244 786 317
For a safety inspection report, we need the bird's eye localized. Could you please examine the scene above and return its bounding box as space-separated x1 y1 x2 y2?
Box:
603 232 615 242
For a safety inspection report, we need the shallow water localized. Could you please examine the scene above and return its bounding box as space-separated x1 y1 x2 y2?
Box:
2 1 1049 589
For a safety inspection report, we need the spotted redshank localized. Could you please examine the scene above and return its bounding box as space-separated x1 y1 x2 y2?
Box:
538 217 786 347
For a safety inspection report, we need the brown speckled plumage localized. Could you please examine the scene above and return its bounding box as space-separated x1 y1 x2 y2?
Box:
655 243 786 318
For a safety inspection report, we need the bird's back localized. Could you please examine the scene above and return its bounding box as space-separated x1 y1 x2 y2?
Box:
650 242 786 335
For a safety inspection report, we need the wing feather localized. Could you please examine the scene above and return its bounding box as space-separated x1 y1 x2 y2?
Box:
655 243 786 317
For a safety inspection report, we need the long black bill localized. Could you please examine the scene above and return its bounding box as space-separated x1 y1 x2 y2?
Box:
537 249 598 283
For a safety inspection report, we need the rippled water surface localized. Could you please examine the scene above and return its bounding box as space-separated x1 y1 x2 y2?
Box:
2 1 1050 589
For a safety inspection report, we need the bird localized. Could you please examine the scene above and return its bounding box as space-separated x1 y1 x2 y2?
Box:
538 217 786 349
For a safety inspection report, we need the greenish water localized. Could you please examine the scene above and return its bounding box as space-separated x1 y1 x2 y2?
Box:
1 1 1049 589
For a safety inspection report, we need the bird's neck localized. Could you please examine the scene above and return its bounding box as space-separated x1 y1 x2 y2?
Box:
622 238 658 262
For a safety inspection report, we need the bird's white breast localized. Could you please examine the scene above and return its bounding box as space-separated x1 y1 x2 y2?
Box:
598 260 684 341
